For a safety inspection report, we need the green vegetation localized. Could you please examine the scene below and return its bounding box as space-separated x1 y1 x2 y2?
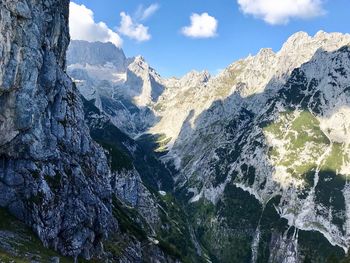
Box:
263 110 330 183
0 251 28 263
0 207 75 263
264 109 350 183
100 198 149 261
95 138 133 172
183 184 263 263
298 230 346 263
102 193 203 263
153 101 165 112
323 143 348 173
156 192 203 263
111 197 148 241
155 134 172 153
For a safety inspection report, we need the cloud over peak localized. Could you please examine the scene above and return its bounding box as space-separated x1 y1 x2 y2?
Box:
118 12 151 42
118 4 159 42
182 13 218 38
69 2 122 47
237 0 325 25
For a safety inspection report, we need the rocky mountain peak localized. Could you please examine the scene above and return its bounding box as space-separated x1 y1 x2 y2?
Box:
128 55 154 76
132 55 146 63
257 47 275 57
166 70 211 89
67 40 126 71
124 55 164 107
280 31 350 56
283 31 311 45
183 69 211 83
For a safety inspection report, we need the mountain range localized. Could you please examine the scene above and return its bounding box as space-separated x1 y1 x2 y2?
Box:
67 31 350 262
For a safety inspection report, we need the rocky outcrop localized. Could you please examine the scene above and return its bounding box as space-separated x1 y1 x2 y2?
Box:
82 99 162 228
81 99 200 263
0 0 119 259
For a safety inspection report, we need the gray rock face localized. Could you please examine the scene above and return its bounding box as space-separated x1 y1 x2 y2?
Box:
67 40 127 71
0 0 116 259
169 44 350 262
113 169 161 228
82 99 164 230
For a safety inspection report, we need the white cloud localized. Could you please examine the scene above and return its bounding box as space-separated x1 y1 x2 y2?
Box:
237 0 325 25
182 13 218 38
136 3 160 21
118 12 151 42
69 2 122 47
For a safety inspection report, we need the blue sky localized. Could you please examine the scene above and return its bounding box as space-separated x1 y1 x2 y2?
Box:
69 0 350 77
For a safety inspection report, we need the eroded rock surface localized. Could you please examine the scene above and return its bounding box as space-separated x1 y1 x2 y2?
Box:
0 0 121 259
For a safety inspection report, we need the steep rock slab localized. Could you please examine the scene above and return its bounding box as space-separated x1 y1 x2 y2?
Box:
0 0 116 259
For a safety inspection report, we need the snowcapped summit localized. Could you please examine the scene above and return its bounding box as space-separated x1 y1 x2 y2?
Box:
67 40 128 85
67 40 164 107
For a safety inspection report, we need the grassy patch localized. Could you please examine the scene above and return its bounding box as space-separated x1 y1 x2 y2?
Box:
0 207 74 263
298 229 345 263
264 110 330 184
323 143 348 173
157 193 201 263
111 197 148 241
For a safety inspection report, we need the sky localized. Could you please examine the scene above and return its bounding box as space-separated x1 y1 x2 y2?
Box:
69 0 350 77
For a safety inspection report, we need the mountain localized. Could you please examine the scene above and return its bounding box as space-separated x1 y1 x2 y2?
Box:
67 41 163 138
151 31 350 149
67 40 127 72
166 33 350 262
66 31 350 262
